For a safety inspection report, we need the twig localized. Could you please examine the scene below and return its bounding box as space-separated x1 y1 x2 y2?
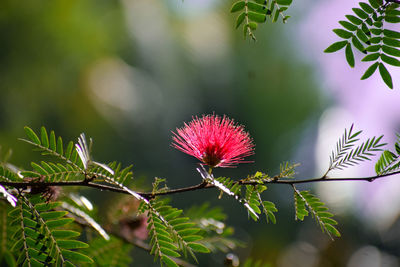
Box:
1 169 400 198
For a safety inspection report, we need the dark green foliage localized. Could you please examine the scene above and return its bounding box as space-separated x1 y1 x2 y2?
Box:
19 127 85 183
277 162 299 179
21 127 145 203
375 134 400 175
230 0 292 40
325 1 400 88
245 185 278 222
21 127 81 169
139 199 210 267
326 124 385 174
0 165 21 182
8 195 92 266
293 187 340 238
89 162 133 187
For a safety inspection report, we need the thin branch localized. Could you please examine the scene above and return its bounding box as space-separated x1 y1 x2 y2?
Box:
1 170 400 198
386 0 400 4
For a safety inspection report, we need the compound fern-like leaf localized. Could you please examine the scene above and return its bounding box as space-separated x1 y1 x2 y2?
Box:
325 1 400 88
230 0 292 40
293 186 340 239
375 134 400 175
8 195 93 266
140 199 209 267
326 124 385 175
245 185 277 222
21 127 81 169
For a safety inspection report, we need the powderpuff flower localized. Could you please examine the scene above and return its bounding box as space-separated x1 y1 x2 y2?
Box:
172 114 255 167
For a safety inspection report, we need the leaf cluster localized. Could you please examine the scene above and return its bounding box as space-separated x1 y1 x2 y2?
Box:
230 0 292 40
245 185 277 222
8 195 92 266
325 0 400 88
139 199 210 267
327 124 385 175
293 187 340 238
375 134 400 175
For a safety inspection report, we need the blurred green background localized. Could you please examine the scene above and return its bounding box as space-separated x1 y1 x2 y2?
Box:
1 0 399 266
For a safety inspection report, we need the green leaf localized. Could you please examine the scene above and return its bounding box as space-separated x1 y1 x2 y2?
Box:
49 131 56 151
371 28 382 35
160 248 180 258
62 250 93 263
248 11 266 23
359 2 374 13
382 45 400 57
345 43 355 67
177 228 200 236
248 2 269 13
40 127 49 148
352 8 368 19
31 162 48 175
385 15 400 23
356 29 369 43
345 15 362 25
35 202 61 212
373 21 383 27
188 243 210 253
161 256 179 267
40 211 69 220
361 62 379 79
46 218 74 228
383 29 400 39
57 240 89 249
230 1 245 13
51 230 80 239
272 9 280 22
24 127 41 145
325 41 347 53
325 224 341 237
366 45 381 52
333 29 353 39
383 37 400 47
56 137 63 156
386 9 400 16
28 258 46 267
369 37 382 44
368 0 380 9
182 235 203 242
276 0 292 5
248 22 257 30
339 20 357 31
361 53 380 61
381 53 400 66
352 36 366 53
379 63 393 89
65 141 74 160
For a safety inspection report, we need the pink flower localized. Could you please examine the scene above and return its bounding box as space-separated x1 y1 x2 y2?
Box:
172 114 255 167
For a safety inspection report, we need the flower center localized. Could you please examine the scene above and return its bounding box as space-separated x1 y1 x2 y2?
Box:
202 152 222 167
